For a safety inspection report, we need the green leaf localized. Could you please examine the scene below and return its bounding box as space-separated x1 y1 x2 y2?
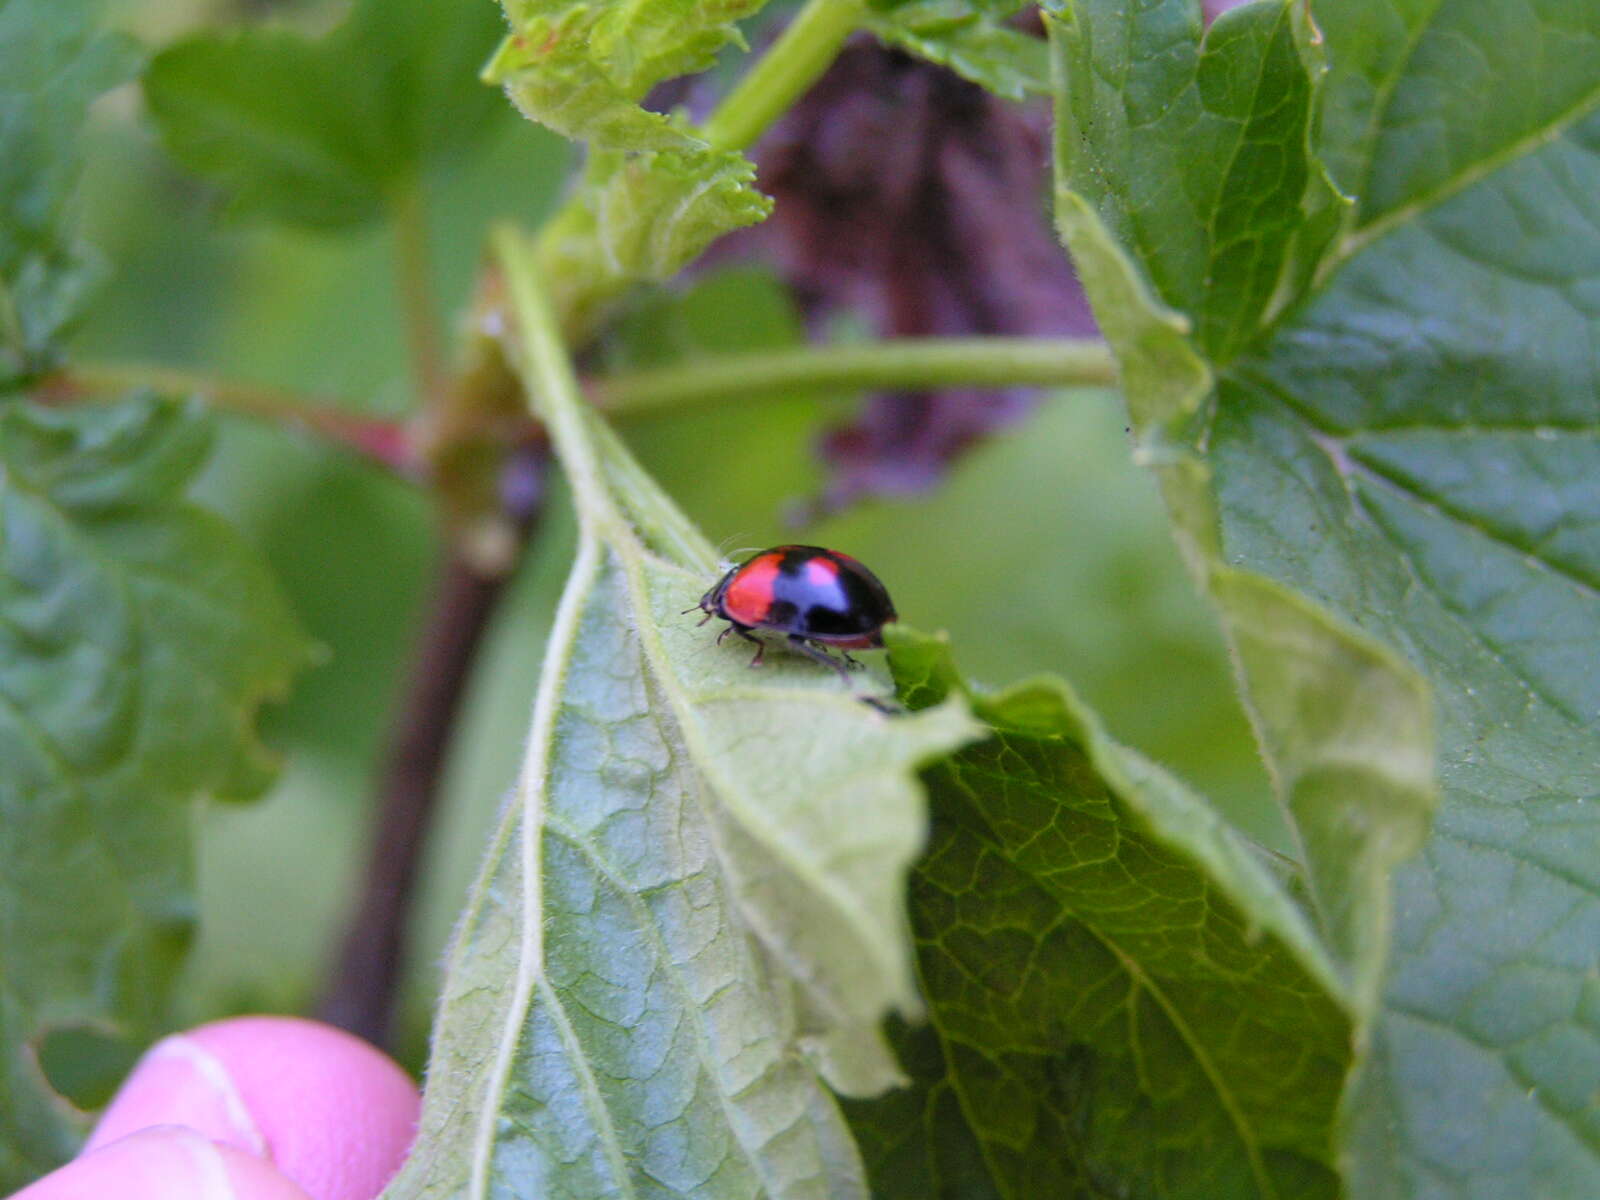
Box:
1051 0 1332 363
1052 0 1600 1193
1052 99 1433 1032
483 0 769 150
0 394 313 1189
384 232 979 1198
844 631 1353 1198
0 0 138 385
536 147 774 338
1314 0 1600 231
866 0 1049 100
1051 0 1438 999
142 0 506 229
481 0 786 336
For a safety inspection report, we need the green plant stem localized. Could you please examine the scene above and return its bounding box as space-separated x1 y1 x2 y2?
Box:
595 336 1118 415
393 180 446 405
494 224 618 531
701 0 867 152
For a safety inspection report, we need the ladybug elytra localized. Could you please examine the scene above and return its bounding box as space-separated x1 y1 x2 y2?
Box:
692 545 897 683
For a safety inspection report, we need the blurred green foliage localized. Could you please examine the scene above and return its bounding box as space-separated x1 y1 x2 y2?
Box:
68 0 1269 1071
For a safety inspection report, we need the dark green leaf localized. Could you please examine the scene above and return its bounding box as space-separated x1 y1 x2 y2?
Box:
143 0 506 229
0 0 138 385
1051 0 1600 1193
847 631 1352 1198
1051 0 1329 362
0 395 313 1188
1315 0 1600 229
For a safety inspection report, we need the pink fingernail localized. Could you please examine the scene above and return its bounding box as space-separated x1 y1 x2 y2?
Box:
87 1033 267 1157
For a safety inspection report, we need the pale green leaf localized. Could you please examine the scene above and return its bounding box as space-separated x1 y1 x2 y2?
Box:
485 0 768 150
536 147 773 338
483 0 782 336
483 22 697 153
0 0 138 385
384 236 979 1199
845 631 1353 1198
0 395 313 1189
1052 0 1600 1193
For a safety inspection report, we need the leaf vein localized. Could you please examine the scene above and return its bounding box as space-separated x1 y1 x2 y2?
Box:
1383 1003 1600 1155
1338 76 1600 268
540 815 806 1194
1346 445 1600 599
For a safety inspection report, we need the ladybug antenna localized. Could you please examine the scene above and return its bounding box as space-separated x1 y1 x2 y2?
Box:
714 532 760 564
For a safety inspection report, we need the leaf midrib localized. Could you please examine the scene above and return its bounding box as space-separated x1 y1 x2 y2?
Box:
477 536 874 1196
1348 444 1600 600
540 816 808 1197
469 535 609 1199
1232 369 1600 619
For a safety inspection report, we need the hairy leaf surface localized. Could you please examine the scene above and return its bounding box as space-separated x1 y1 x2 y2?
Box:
143 0 505 228
385 238 978 1199
537 147 773 338
0 396 312 1188
482 0 780 335
1051 0 1600 1194
0 0 137 385
846 632 1352 1198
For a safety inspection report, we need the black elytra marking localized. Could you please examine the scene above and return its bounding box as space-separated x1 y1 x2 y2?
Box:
762 547 894 641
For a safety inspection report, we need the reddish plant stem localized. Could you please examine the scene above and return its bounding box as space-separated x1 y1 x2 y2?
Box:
35 364 417 473
318 443 547 1048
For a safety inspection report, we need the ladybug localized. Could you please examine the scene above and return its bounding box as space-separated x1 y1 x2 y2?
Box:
692 545 897 683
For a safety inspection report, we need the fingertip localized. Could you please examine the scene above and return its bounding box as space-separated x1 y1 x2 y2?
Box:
87 1017 419 1200
11 1126 312 1200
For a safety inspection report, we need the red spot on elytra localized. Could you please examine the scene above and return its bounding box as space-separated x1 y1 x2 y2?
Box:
720 552 783 627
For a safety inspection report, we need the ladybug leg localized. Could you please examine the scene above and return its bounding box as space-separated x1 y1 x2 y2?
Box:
788 635 852 685
735 627 766 667
840 650 864 671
